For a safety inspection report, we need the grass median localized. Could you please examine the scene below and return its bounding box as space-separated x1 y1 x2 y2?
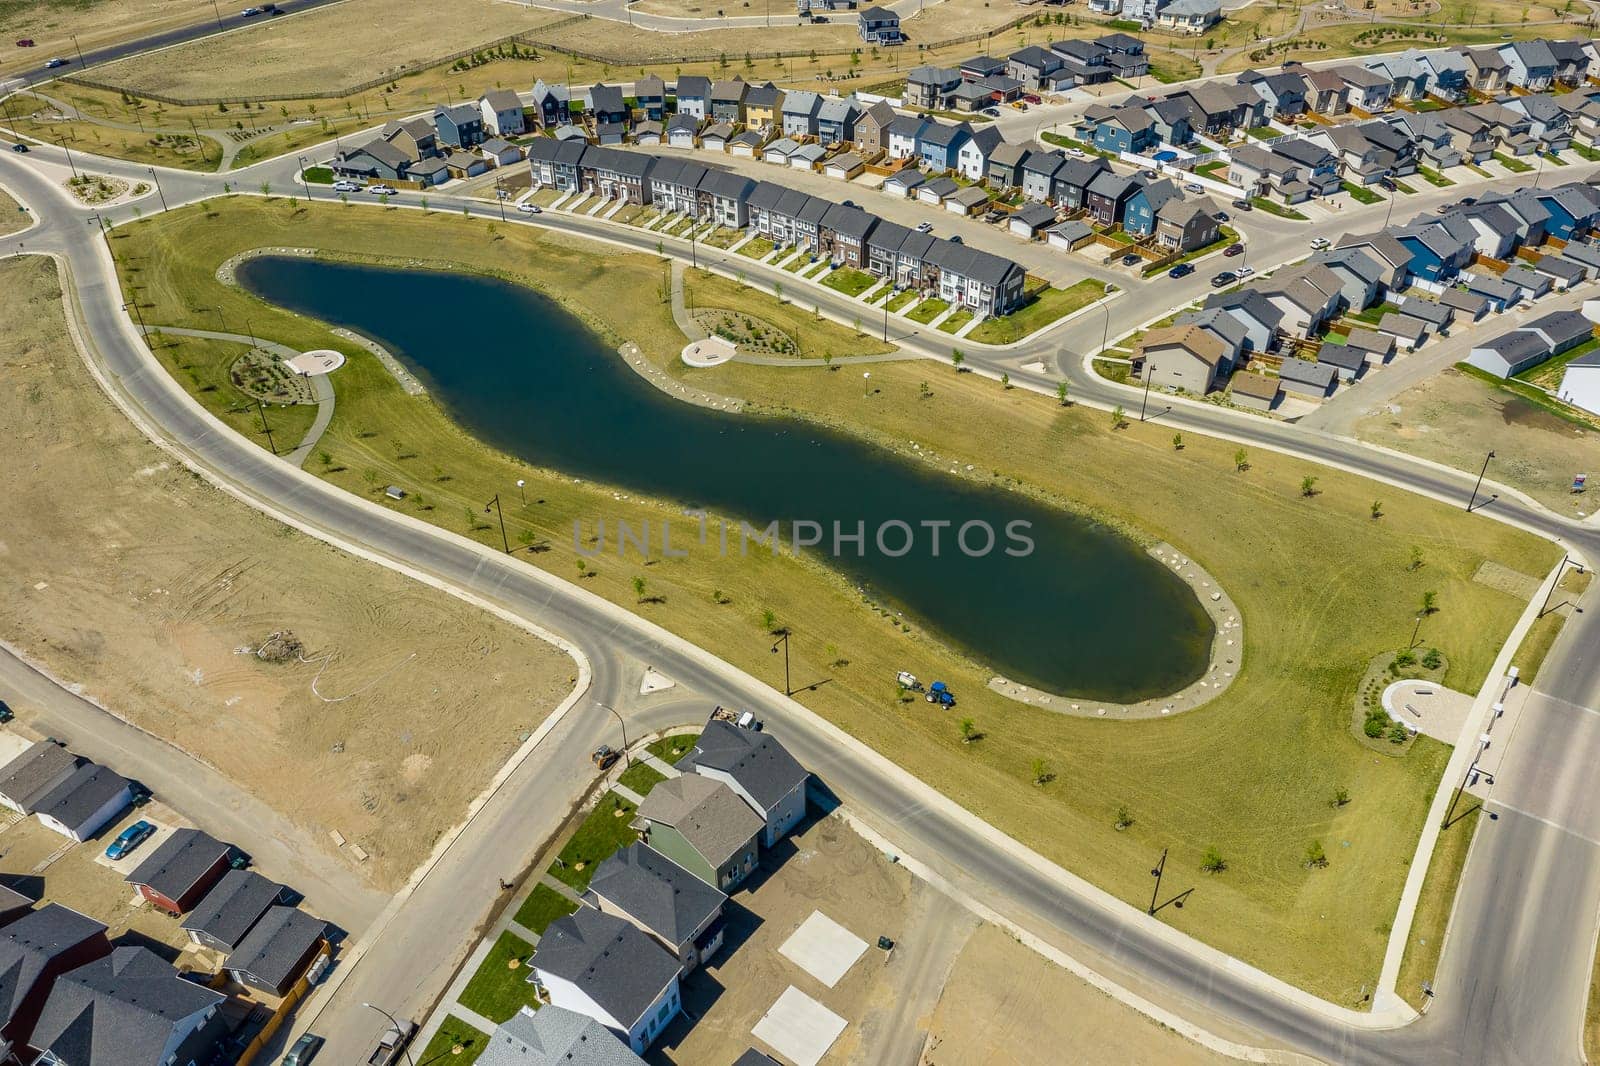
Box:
114 197 1560 1000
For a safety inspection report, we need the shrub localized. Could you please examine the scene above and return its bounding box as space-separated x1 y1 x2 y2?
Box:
1422 647 1442 670
1363 716 1387 739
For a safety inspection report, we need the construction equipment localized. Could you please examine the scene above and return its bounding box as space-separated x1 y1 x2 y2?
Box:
925 681 955 708
895 671 924 693
591 745 620 770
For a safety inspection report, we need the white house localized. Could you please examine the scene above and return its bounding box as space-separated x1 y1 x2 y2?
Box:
32 763 132 842
532 907 683 1054
1559 348 1600 414
479 89 527 137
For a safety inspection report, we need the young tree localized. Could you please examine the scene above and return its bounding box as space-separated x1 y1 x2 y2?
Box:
1110 405 1126 429
1115 804 1133 829
1304 840 1328 868
575 558 589 578
959 718 978 744
1172 433 1184 451
1371 499 1383 520
1031 758 1051 785
1409 545 1425 571
951 349 965 370
259 181 271 197
1201 846 1227 873
1421 589 1438 615
463 505 479 530
1330 786 1350 808
1057 380 1070 406
761 608 778 632
632 575 648 602
1001 371 1011 389
1234 447 1250 472
1300 474 1319 497
317 450 332 467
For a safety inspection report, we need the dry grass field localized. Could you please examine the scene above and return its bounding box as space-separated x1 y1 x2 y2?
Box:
87 0 570 99
0 186 30 235
0 254 575 890
0 0 203 77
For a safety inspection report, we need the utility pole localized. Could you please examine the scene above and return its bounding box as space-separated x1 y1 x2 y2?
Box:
148 167 169 212
209 0 225 32
484 495 510 553
771 630 792 696
1140 363 1154 421
1538 554 1586 617
69 34 86 70
1467 449 1495 511
495 176 507 221
255 396 277 455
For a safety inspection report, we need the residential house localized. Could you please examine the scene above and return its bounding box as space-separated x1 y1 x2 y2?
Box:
866 220 941 291
1396 296 1455 335
1392 222 1474 285
589 84 630 144
744 82 782 130
0 905 110 1053
1335 231 1415 290
224 906 328 998
1500 38 1558 91
1156 0 1221 33
1502 264 1554 300
1260 264 1344 335
781 91 824 138
1045 219 1096 250
1377 310 1430 349
530 80 571 128
1439 107 1498 163
1550 37 1591 84
696 169 756 229
1558 348 1600 414
434 103 485 148
1390 111 1462 169
1086 170 1137 226
956 124 1004 181
1049 39 1114 87
526 137 589 192
853 99 897 155
635 775 762 890
1535 253 1588 290
1506 93 1573 151
1228 371 1281 411
907 66 963 110
1122 177 1183 238
1143 96 1195 146
1463 272 1523 313
960 55 1007 81
587 844 727 972
1479 187 1552 244
635 74 667 122
330 140 411 182
32 763 131 843
1173 83 1244 136
1567 238 1600 275
710 79 747 124
1136 324 1231 393
1467 328 1554 377
858 6 902 43
1460 46 1510 93
1276 356 1339 399
887 114 930 160
480 138 523 167
1416 48 1470 102
29 947 225 1066
819 202 880 267
924 240 1028 316
1099 35 1150 79
788 142 827 170
817 96 861 144
1314 342 1369 381
0 742 77 816
533 907 683 1055
917 120 972 171
1533 184 1600 239
1308 247 1384 310
1237 68 1308 120
481 1005 647 1066
1007 46 1063 90
1203 288 1285 351
1304 68 1350 116
1157 198 1219 252
180 870 290 954
1052 156 1110 210
1438 287 1492 322
1558 89 1600 145
647 157 707 216
445 150 490 179
381 116 438 161
986 140 1033 189
583 147 655 204
407 155 450 186
1365 53 1430 101
1077 103 1159 155
479 89 526 138
675 76 712 121
1467 101 1539 156
125 829 234 916
1020 150 1066 203
918 176 960 206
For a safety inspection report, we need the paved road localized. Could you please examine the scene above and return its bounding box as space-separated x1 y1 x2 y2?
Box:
5 135 1600 1066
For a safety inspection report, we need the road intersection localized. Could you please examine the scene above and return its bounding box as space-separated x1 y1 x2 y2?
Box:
2 121 1600 1065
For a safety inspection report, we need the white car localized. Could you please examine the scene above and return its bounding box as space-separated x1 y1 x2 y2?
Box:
518 203 543 215
367 184 396 196
1066 147 1085 157
1236 265 1254 277
1183 182 1203 193
1309 236 1330 250
331 180 360 192
915 220 934 233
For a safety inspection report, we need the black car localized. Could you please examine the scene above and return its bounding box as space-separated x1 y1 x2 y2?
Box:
1121 253 1141 266
1168 262 1195 279
1214 210 1229 223
8 142 26 153
0 699 11 723
1210 270 1238 288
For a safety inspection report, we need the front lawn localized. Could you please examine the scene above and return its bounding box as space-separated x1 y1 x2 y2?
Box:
548 791 638 890
822 267 878 297
907 297 950 324
885 289 920 313
513 883 579 935
1495 153 1534 173
1250 197 1309 221
618 760 668 796
1343 181 1384 205
419 1015 489 1066
938 308 975 334
647 733 699 764
459 931 539 1024
1416 166 1454 188
1195 160 1228 179
1390 179 1418 195
967 278 1107 345
737 235 775 259
301 166 333 185
1245 126 1277 141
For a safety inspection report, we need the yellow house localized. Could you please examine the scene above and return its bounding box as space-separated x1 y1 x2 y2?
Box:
744 82 783 130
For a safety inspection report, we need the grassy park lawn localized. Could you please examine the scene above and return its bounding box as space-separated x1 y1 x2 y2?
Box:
1395 806 1480 1010
647 734 699 764
117 198 1561 999
459 931 540 1024
147 333 319 455
0 188 30 238
1343 182 1385 205
618 760 668 795
513 884 579 935
968 279 1106 345
687 270 893 359
822 267 878 298
419 1015 489 1066
548 792 638 890
906 297 950 325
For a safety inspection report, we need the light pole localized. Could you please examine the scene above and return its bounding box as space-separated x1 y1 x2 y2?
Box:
516 478 527 506
1538 554 1587 617
882 298 890 342
1441 733 1493 829
1148 847 1167 915
495 177 507 221
1533 148 1548 190
597 701 631 766
361 1003 417 1066
255 396 277 455
1140 362 1155 421
1467 449 1495 511
148 167 169 213
296 156 311 201
208 0 225 32
121 300 149 336
69 34 86 70
771 630 792 696
484 495 510 553
200 305 227 335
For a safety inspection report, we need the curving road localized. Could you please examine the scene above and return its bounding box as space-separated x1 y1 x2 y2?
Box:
3 131 1600 1066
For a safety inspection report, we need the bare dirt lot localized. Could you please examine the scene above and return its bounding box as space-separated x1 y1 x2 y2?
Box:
1355 366 1600 520
924 923 1235 1066
0 0 202 78
0 256 574 890
88 0 570 98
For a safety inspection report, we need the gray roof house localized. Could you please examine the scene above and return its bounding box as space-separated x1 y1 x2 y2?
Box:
1537 255 1590 290
1376 311 1429 349
1345 327 1397 362
0 742 78 816
533 907 683 1055
1313 342 1369 381
1396 297 1454 333
682 721 810 847
1523 309 1594 354
31 763 131 843
1501 265 1553 300
180 870 290 954
482 1005 646 1066
586 844 727 972
634 775 763 892
1467 328 1553 378
0 905 109 1050
1438 286 1492 321
224 906 327 997
1277 356 1338 399
29 946 224 1066
125 828 234 915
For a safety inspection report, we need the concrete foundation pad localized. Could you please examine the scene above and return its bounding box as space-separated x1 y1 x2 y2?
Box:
682 336 737 367
751 986 847 1066
778 909 868 988
285 349 346 375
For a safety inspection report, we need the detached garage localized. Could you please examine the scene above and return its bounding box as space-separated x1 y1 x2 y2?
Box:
1559 349 1600 414
33 764 132 842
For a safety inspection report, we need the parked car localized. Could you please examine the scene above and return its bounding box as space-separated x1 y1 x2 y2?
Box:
1121 253 1141 267
981 107 1000 117
1168 262 1194 278
9 142 27 153
44 57 67 68
1378 177 1397 192
518 202 542 214
1309 236 1330 250
1214 210 1229 223
0 699 11 722
105 820 155 861
1231 199 1252 211
281 1033 324 1066
331 180 360 192
1023 93 1042 105
1223 242 1244 257
15 38 34 47
1065 146 1085 157
1183 182 1203 194
811 13 829 21
1210 270 1238 288
1236 265 1254 277
367 184 396 196
591 745 620 770
915 220 934 233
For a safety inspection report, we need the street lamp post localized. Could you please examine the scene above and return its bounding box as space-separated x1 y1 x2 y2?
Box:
361 1003 417 1066
882 299 890 343
597 701 632 766
1441 733 1493 829
484 495 510 553
1467 449 1496 512
516 478 527 506
771 630 792 697
495 177 507 221
1140 362 1154 421
1538 554 1587 617
1148 847 1167 915
121 300 149 336
862 371 871 395
69 34 86 70
255 396 277 455
296 156 311 201
148 167 169 213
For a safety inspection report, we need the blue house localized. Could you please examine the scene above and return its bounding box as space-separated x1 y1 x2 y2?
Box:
917 120 972 172
1393 225 1473 285
1534 186 1600 240
1121 177 1182 238
433 104 484 148
1076 103 1159 156
530 80 570 128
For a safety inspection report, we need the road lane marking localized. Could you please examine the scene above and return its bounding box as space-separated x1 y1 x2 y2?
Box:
1487 801 1600 850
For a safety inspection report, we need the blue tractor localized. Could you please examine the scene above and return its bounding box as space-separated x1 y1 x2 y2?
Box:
925 681 955 708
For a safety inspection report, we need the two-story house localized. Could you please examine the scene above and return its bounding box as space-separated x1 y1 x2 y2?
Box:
533 907 683 1054
434 103 485 148
858 5 903 43
478 89 526 137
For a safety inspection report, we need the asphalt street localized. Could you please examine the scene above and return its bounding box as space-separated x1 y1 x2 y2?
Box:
3 130 1600 1065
